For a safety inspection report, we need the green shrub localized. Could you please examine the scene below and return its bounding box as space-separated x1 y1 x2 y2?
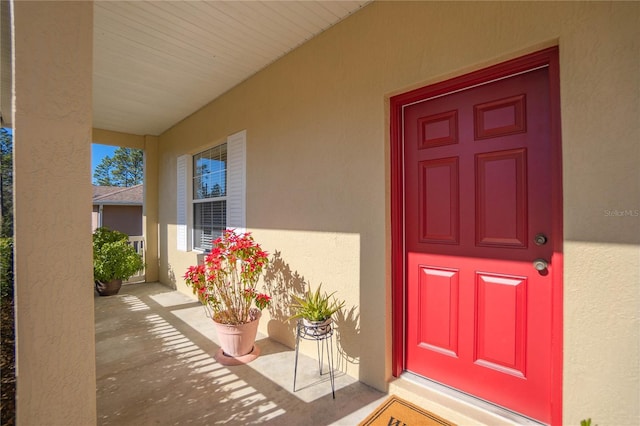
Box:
93 227 144 282
0 237 14 299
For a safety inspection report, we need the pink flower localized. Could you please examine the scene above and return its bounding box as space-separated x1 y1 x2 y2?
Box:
182 230 271 324
254 293 271 310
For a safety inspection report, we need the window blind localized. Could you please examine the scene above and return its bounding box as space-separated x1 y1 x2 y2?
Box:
176 154 190 251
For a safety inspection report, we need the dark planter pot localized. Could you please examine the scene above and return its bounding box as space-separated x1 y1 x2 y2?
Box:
95 279 123 296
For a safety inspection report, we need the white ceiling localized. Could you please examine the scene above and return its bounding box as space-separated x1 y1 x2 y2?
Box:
93 1 371 136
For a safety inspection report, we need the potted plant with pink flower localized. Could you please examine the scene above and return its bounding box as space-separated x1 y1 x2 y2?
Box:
184 230 271 363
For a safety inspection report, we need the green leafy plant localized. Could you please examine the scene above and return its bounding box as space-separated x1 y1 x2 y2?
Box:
93 227 144 282
0 237 13 299
288 284 345 322
184 230 270 325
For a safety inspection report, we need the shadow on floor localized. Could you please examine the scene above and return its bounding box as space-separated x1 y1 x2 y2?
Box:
95 282 386 425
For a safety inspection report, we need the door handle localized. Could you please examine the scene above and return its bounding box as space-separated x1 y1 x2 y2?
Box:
533 258 549 271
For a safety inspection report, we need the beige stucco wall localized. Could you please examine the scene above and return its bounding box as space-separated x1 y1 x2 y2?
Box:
157 2 639 425
143 135 160 282
92 128 145 150
13 2 96 424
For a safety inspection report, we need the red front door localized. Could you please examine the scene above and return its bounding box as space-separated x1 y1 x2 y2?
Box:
398 53 561 424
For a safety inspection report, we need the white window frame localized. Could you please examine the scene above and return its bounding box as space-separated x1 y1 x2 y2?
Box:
177 130 246 252
192 143 228 252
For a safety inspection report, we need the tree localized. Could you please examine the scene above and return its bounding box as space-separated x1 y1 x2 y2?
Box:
93 147 143 187
0 128 12 238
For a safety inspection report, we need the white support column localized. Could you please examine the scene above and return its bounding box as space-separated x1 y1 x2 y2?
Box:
13 2 96 425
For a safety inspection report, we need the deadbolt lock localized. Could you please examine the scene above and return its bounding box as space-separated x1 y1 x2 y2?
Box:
534 233 548 246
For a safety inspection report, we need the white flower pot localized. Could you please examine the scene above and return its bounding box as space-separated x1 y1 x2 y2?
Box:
302 317 332 337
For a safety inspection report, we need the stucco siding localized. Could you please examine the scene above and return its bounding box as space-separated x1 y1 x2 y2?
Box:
13 2 96 424
157 2 639 425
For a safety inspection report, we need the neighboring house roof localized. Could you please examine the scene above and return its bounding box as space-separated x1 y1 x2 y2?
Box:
92 184 143 205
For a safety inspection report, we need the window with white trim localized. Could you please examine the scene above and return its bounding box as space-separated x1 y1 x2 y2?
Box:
177 130 246 252
193 143 227 251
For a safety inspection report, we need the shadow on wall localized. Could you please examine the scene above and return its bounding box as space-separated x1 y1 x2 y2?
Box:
334 306 360 372
166 263 178 290
263 250 361 372
263 250 306 348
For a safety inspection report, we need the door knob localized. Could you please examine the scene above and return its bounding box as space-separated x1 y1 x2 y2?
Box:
533 258 549 271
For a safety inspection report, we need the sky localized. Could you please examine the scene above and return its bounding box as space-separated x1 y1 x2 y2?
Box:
92 144 118 177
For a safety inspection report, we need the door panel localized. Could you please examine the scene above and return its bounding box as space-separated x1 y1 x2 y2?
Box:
419 158 459 244
404 66 554 423
475 271 527 378
417 266 459 357
475 149 527 247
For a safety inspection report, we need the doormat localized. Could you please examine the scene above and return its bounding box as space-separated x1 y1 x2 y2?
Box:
359 395 456 426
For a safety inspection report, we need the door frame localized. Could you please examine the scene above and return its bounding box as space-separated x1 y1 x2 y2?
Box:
390 47 563 424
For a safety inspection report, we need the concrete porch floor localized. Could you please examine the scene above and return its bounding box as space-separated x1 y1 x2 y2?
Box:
95 282 387 425
95 282 543 426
